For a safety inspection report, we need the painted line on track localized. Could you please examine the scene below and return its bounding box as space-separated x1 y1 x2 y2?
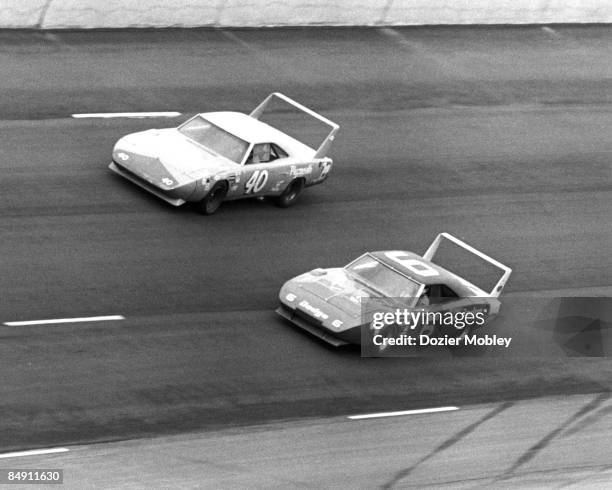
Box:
3 315 125 326
348 406 459 420
0 448 69 459
71 112 181 119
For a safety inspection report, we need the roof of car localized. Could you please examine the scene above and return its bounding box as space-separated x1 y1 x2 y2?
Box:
200 111 316 158
369 250 487 297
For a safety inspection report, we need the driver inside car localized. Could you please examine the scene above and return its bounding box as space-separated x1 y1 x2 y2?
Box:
251 143 271 163
417 286 431 306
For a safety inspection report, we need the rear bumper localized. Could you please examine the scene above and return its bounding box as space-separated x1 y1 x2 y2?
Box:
109 161 186 207
276 304 349 347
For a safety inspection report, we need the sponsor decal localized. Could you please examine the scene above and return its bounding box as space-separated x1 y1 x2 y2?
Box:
298 300 329 320
228 172 241 184
318 161 332 180
290 165 313 178
161 177 174 186
116 152 129 161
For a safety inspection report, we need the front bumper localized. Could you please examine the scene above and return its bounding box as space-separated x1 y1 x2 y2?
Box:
276 304 350 347
109 161 187 207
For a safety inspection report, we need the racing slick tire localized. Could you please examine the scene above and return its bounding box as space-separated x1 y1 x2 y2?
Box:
448 326 471 350
274 179 304 208
370 323 403 354
196 181 228 215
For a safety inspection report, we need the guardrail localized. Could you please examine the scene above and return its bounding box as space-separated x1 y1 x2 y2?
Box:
2 0 612 29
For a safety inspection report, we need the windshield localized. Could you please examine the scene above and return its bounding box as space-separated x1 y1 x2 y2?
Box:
179 116 249 164
345 255 423 298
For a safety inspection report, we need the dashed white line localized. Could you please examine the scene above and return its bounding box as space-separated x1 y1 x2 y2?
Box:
3 315 125 326
0 448 69 459
348 406 459 420
71 112 181 119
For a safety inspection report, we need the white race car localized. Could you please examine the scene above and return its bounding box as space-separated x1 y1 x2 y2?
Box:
109 93 339 214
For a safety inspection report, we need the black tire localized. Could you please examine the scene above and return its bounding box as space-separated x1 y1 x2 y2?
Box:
273 179 304 208
448 325 471 350
372 323 402 354
196 182 228 215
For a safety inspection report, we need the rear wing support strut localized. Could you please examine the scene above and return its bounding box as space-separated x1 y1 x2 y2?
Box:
423 232 512 297
250 92 339 159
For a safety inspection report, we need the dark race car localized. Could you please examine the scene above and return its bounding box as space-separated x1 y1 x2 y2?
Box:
276 233 512 349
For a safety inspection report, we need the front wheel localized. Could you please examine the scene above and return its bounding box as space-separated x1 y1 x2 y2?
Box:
195 182 227 215
371 323 403 354
273 179 304 208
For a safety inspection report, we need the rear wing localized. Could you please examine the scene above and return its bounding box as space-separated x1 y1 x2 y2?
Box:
423 232 512 297
250 92 339 159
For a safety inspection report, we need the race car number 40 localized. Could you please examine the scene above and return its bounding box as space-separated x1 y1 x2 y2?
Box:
245 170 268 194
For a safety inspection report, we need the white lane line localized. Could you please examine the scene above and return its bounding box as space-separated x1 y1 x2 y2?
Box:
72 112 181 119
4 315 125 326
348 406 459 420
0 448 69 459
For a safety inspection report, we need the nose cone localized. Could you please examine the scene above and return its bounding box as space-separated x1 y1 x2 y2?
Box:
112 148 189 188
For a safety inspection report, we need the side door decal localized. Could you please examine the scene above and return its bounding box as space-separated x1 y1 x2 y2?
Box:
244 169 269 194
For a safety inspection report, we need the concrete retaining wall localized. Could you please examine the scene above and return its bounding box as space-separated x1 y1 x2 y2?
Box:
2 0 612 29
0 1 47 28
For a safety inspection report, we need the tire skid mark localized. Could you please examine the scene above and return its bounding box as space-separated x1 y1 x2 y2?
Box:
219 30 298 82
381 401 514 489
561 401 612 439
498 392 611 481
557 463 612 489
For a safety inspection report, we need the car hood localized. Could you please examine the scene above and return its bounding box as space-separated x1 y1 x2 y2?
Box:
113 128 239 183
292 268 377 316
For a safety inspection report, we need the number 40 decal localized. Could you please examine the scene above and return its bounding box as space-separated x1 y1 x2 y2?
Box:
245 170 269 194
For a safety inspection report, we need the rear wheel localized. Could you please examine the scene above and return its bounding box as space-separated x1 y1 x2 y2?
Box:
196 182 227 215
448 326 471 349
274 179 304 208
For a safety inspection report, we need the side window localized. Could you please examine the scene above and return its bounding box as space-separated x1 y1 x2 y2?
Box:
270 143 288 159
440 284 459 299
422 284 459 305
245 143 288 164
246 143 270 164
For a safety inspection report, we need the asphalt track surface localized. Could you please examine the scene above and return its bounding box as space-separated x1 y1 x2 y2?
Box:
0 25 611 486
6 394 612 488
